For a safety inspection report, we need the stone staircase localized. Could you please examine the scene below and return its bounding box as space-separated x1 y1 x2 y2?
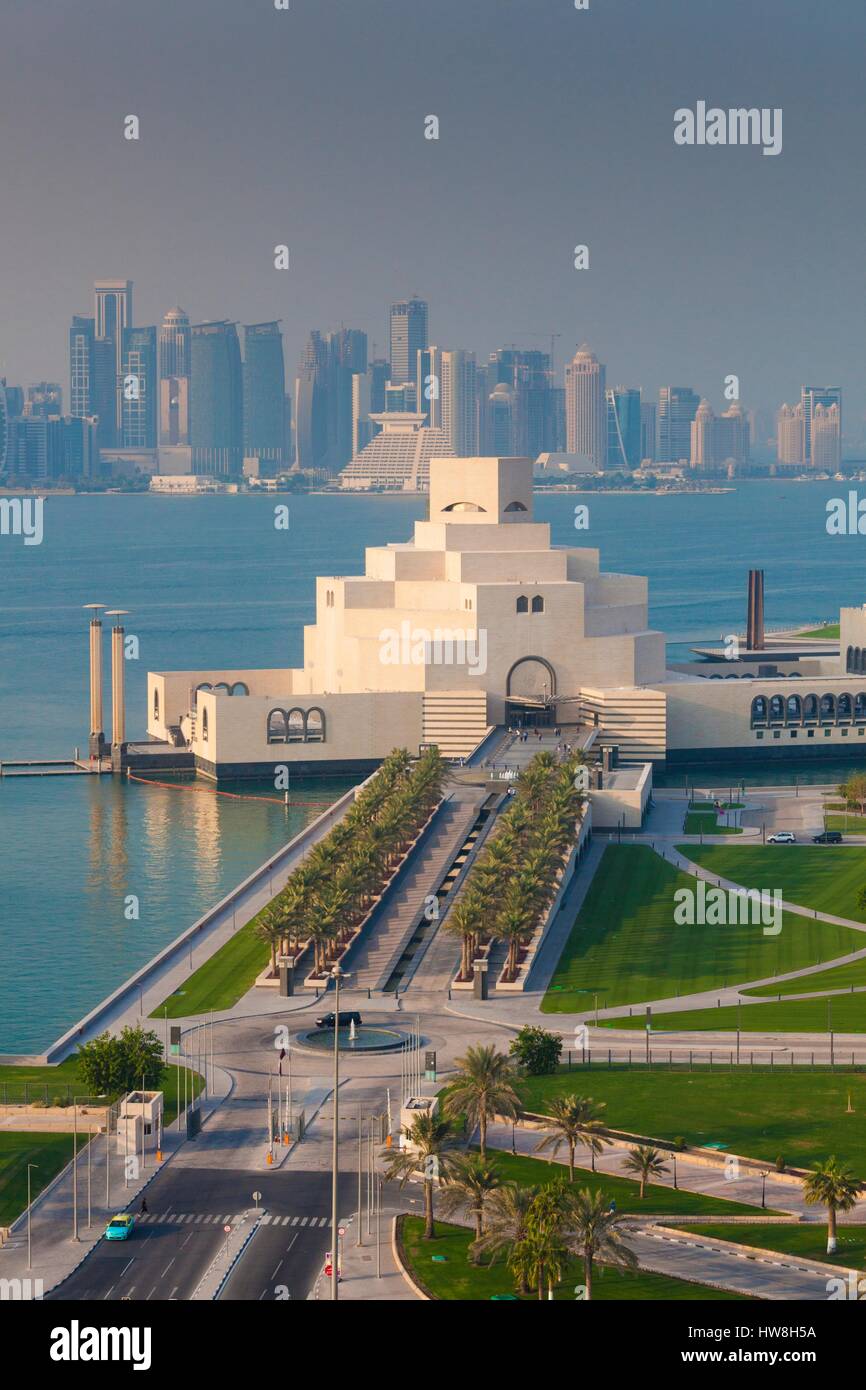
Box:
348 788 489 991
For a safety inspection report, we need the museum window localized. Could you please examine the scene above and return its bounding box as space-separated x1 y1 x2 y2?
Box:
531 596 544 613
755 730 764 740
803 694 819 723
516 595 529 613
856 694 866 723
838 693 853 722
287 709 306 743
202 709 208 742
750 696 768 728
503 501 527 512
847 646 855 672
305 707 326 742
785 694 801 725
153 688 159 722
819 693 836 723
768 695 785 724
267 709 288 744
443 501 486 512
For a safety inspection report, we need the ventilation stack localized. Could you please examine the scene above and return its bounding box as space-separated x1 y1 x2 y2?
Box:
84 604 106 758
106 610 130 766
746 569 765 651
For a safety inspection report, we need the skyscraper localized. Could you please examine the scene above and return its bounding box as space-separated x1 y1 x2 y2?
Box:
656 386 700 463
158 308 191 446
94 280 133 438
121 326 158 449
689 400 749 471
243 322 286 467
0 380 8 473
800 386 842 466
565 346 606 468
24 383 63 417
640 399 657 463
481 348 559 456
389 298 428 384
810 402 841 471
190 321 243 475
441 349 478 455
776 403 803 465
606 386 641 470
417 346 444 429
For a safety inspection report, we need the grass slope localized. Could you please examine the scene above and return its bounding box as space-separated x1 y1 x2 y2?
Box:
600 994 866 1035
519 1066 866 1173
678 844 866 924
0 1060 201 1125
399 1216 749 1300
151 917 271 1019
541 846 863 1013
680 1223 866 1269
0 1132 75 1227
746 959 866 997
480 1147 768 1216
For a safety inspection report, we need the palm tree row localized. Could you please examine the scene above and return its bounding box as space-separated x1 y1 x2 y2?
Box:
386 1111 637 1300
256 746 445 977
446 751 587 983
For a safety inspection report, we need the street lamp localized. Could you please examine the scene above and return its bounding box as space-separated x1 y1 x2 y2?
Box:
27 1163 38 1270
72 1094 103 1241
761 1170 768 1209
330 964 347 1301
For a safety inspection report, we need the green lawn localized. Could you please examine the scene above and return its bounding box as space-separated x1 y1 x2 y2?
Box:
398 1216 750 1300
826 814 866 831
684 812 742 836
680 1223 866 1270
689 802 744 812
599 994 866 1034
746 958 866 997
151 917 272 1019
541 846 863 1013
518 1066 866 1174
678 844 866 923
796 624 840 640
0 1060 201 1125
482 1147 772 1216
0 1132 76 1227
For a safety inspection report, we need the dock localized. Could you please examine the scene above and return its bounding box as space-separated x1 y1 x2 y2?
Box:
0 759 111 777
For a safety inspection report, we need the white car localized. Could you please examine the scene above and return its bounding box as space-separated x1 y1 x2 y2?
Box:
767 831 796 844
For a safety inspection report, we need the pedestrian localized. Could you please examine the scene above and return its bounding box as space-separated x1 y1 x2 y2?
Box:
139 1197 148 1216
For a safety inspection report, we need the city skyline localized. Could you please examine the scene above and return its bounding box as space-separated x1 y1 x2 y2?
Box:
1 0 865 439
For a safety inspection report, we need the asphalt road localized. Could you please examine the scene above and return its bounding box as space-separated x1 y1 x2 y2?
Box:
48 1168 359 1303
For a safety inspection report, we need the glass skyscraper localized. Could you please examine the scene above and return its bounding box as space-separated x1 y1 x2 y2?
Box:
389 298 428 385
121 326 158 448
190 321 244 475
243 322 286 467
606 387 642 470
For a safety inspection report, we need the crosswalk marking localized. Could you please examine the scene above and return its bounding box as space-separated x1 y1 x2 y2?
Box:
132 1209 330 1226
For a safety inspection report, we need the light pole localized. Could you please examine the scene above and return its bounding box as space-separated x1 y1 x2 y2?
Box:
761 1170 768 1209
330 964 345 1301
27 1163 37 1270
356 1109 363 1247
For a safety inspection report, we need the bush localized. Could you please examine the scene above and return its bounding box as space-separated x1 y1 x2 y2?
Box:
75 1024 166 1096
775 1155 786 1173
672 1135 686 1152
509 1026 562 1076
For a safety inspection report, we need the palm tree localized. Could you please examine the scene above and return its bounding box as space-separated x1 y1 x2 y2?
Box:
495 879 535 982
438 1153 502 1256
518 1181 572 1300
255 901 284 975
535 1095 610 1177
567 1187 639 1300
802 1157 860 1253
472 1182 539 1292
382 1114 459 1239
445 892 486 982
443 1044 521 1158
622 1145 669 1199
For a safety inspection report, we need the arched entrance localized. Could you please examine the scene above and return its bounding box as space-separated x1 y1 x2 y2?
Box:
505 656 557 728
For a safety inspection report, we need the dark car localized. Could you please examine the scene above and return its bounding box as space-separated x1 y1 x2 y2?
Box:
813 830 843 844
315 1011 363 1029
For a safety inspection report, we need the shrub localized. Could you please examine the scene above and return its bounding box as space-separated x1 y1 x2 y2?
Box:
509 1025 563 1076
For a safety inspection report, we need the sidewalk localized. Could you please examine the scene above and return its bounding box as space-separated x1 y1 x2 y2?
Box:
307 1202 419 1301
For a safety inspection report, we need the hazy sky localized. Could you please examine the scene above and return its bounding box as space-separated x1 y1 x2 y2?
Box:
2 0 864 439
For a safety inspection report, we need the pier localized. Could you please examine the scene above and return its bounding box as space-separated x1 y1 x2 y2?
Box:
0 758 111 777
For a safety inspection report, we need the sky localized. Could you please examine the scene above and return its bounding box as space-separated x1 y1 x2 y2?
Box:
1 0 864 441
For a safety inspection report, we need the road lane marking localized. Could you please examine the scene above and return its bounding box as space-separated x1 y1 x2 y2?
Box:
161 1259 175 1278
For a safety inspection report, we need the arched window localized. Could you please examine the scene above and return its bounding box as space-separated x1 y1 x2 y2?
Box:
213 682 231 695
153 687 159 722
305 707 326 742
847 646 855 673
769 695 785 724
785 694 802 724
194 682 213 708
838 693 853 721
820 694 836 722
202 708 209 742
287 709 306 743
267 709 288 744
750 696 768 727
859 649 865 675
503 501 527 512
803 694 819 723
516 595 529 613
531 595 544 613
855 694 866 723
442 501 486 513
230 682 249 696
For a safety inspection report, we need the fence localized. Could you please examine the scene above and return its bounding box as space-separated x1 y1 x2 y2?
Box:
561 1049 865 1072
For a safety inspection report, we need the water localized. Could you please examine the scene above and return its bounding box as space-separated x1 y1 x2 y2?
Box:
0 481 859 1051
